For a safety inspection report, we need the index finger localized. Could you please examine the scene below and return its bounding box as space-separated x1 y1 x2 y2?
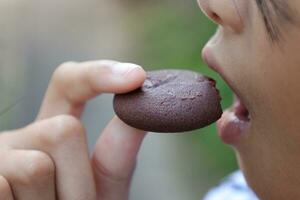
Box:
36 60 146 120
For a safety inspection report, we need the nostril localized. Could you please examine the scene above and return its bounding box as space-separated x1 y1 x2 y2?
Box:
211 12 223 25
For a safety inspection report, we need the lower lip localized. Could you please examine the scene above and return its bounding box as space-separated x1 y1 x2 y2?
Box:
217 98 250 145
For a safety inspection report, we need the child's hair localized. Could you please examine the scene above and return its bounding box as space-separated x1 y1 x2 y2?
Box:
255 0 297 42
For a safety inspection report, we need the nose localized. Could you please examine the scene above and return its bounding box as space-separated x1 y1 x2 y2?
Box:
197 0 243 33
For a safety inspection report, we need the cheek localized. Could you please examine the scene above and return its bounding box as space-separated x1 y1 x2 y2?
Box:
252 30 300 132
213 0 300 133
216 6 300 134
233 2 299 130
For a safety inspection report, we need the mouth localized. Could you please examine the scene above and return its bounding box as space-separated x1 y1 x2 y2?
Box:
202 43 251 145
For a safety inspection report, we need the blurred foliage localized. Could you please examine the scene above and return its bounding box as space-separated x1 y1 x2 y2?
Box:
127 0 238 179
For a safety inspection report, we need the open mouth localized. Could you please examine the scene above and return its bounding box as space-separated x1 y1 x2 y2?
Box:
202 45 251 145
233 96 250 122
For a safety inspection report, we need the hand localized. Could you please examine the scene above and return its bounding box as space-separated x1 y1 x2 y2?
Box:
0 60 147 200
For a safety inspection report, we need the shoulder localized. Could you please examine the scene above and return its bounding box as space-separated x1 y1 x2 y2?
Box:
203 170 259 200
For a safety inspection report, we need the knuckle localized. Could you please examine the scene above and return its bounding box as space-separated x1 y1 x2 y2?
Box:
53 61 77 84
0 176 11 194
0 132 10 148
0 130 25 150
92 155 132 183
48 115 86 143
21 151 54 185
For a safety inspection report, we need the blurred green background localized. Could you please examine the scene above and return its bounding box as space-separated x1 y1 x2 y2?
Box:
0 0 237 199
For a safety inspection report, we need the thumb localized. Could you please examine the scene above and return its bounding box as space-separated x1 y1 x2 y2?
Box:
92 116 147 200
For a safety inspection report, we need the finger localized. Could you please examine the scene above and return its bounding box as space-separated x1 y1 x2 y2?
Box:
92 116 147 200
3 115 96 200
0 150 55 200
0 175 14 200
37 60 146 120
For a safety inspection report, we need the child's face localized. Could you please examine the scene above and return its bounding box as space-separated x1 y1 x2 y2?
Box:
199 0 300 198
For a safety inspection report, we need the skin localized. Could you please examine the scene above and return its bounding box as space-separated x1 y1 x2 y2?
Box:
1 0 300 199
198 0 300 199
0 60 147 200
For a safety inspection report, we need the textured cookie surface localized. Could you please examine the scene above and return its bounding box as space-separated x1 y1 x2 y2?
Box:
113 70 222 133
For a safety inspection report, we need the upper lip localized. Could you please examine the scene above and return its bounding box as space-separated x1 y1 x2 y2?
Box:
202 44 248 112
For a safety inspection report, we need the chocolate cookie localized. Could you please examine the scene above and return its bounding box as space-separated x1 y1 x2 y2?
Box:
113 70 222 133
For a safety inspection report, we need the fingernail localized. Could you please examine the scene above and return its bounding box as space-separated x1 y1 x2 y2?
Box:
111 63 142 76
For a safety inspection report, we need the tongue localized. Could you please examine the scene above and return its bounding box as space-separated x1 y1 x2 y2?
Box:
233 96 250 122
